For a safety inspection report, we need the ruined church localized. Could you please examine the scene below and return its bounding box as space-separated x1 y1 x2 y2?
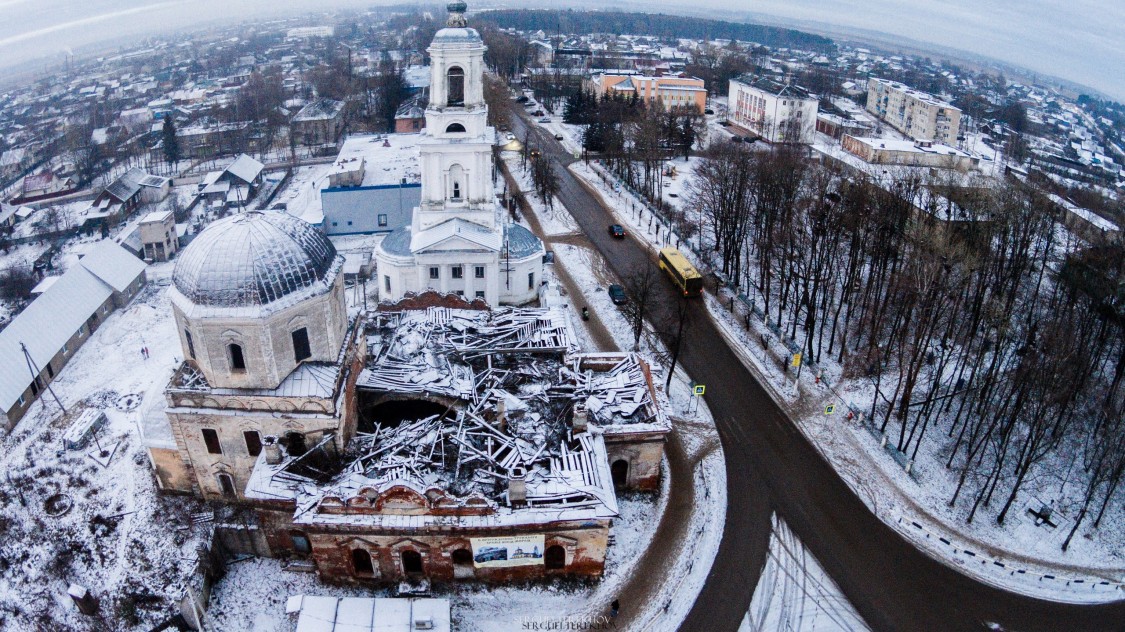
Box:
145 2 668 587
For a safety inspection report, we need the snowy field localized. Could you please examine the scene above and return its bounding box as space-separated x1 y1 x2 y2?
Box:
0 269 212 630
569 152 1125 603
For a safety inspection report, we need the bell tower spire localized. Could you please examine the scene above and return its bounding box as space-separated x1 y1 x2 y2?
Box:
415 0 495 232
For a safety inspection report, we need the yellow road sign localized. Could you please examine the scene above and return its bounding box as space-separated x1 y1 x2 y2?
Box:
825 404 836 415
693 384 706 396
791 352 802 367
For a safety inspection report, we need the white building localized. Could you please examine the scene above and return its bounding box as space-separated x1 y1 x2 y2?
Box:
728 76 818 144
865 78 961 145
374 1 544 306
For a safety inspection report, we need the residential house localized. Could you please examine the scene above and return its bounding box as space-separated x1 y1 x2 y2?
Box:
139 209 180 261
0 240 146 429
291 98 346 146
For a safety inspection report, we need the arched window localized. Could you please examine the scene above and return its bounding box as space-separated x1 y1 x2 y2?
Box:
545 545 566 570
448 164 465 201
216 473 236 497
401 549 423 574
228 343 246 371
611 459 629 489
352 548 374 576
447 67 465 106
445 123 466 133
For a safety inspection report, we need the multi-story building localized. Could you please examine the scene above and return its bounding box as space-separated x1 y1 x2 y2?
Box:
587 73 707 113
728 76 818 144
865 78 961 145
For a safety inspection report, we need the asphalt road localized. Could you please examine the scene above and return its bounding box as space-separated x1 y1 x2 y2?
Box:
509 112 1125 632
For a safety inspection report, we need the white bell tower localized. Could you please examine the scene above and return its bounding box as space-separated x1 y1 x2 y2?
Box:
415 1 496 233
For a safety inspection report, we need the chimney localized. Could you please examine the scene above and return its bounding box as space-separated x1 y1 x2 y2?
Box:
263 435 282 465
508 466 527 507
496 398 507 432
572 403 588 434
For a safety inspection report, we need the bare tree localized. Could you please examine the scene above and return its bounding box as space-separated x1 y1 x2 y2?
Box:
661 296 694 391
622 263 659 351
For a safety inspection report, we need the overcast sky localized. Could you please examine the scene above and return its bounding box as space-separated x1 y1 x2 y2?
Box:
0 0 1121 100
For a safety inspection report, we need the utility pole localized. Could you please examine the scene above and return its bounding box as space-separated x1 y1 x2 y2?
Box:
21 342 65 414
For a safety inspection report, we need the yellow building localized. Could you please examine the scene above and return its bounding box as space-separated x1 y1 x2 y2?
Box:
588 73 707 112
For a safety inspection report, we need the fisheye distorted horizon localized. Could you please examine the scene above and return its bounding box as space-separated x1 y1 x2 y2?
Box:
0 0 1120 99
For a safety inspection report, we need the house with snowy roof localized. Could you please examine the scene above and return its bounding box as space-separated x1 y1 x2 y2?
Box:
80 167 170 230
0 240 146 429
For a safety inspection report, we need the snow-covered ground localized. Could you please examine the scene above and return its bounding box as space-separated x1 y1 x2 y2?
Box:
572 154 1125 603
741 515 870 632
0 268 211 630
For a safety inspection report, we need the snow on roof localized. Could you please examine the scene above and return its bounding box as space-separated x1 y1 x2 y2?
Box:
30 275 60 295
223 154 264 185
245 308 666 526
77 239 148 293
331 134 422 187
0 265 114 411
409 218 502 253
288 596 450 632
141 210 173 224
171 211 341 312
293 98 344 122
101 167 150 203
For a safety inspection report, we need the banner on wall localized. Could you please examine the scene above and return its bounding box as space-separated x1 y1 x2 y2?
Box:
470 534 545 568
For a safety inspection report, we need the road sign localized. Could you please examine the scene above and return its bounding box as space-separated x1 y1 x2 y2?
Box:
791 352 802 368
693 384 706 396
825 404 836 415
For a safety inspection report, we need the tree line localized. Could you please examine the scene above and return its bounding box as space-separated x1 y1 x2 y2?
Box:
475 9 835 53
688 142 1125 547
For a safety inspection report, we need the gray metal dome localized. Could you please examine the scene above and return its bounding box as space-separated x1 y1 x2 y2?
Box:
173 211 339 308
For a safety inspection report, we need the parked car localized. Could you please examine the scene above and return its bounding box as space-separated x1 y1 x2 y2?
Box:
554 134 564 141
608 224 626 238
538 117 551 123
731 135 743 143
516 95 529 103
608 284 627 305
532 110 545 117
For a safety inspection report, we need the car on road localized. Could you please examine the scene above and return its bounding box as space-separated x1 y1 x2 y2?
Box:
538 117 551 123
608 284 627 305
608 224 625 238
531 110 545 117
555 134 564 141
731 135 743 142
516 95 529 103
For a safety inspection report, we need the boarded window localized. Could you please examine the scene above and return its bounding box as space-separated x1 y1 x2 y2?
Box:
244 430 262 457
291 531 311 554
202 428 222 454
229 343 246 371
292 328 311 362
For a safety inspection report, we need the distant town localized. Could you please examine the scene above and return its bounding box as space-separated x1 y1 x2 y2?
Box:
0 4 1122 632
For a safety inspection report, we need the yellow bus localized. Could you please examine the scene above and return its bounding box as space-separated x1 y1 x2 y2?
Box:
658 247 703 297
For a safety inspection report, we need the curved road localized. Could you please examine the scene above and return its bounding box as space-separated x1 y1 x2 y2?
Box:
509 113 1125 632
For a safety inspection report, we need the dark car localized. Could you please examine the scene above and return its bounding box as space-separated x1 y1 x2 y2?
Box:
516 95 529 103
608 284 627 305
608 224 626 238
731 135 743 142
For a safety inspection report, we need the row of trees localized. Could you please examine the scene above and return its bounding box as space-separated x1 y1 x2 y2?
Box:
689 142 1125 546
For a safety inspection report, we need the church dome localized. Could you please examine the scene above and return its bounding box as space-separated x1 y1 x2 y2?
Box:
173 211 341 308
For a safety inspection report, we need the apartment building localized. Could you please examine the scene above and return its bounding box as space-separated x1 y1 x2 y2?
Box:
728 76 818 144
866 78 961 145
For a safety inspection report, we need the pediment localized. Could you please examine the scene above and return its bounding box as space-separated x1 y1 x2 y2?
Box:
412 234 498 254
